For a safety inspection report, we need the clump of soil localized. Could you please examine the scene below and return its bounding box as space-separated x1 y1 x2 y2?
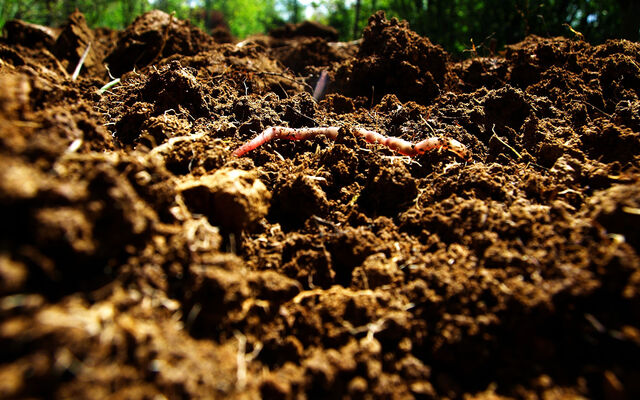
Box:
1 9 639 400
334 11 451 104
270 20 339 41
104 10 217 76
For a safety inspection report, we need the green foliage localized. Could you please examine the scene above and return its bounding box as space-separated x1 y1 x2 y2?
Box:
0 0 149 29
1 0 638 55
324 0 354 39
314 0 639 55
211 0 281 37
152 0 191 22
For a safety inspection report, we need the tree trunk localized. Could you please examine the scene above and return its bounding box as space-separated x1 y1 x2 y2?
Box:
291 0 300 24
618 0 640 40
353 0 361 40
204 0 213 30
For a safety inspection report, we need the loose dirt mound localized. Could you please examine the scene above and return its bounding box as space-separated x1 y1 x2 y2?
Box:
1 9 639 399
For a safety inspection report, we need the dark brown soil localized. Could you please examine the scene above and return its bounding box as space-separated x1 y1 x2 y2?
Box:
1 9 639 399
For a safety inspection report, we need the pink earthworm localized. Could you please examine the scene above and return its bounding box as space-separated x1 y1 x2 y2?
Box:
232 126 471 161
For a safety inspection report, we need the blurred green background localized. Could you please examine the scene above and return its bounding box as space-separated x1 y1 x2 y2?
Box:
1 0 638 55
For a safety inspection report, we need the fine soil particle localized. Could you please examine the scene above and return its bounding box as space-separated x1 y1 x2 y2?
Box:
1 9 640 400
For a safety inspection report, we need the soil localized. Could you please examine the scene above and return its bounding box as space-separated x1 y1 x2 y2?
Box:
1 9 639 399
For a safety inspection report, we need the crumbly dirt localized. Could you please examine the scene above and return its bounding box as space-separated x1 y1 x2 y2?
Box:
1 9 639 399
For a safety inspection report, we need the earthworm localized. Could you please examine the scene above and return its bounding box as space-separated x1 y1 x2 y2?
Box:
232 126 471 161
